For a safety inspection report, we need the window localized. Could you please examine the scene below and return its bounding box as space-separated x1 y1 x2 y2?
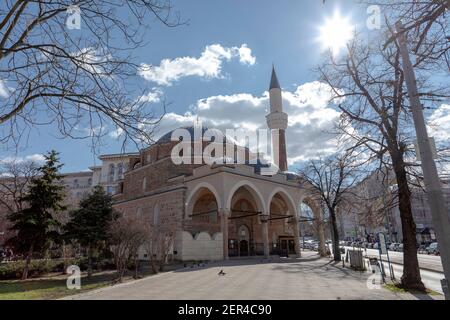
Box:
136 208 142 219
73 179 78 188
88 178 92 186
106 186 114 195
142 177 147 191
118 163 124 180
153 204 160 226
108 164 115 183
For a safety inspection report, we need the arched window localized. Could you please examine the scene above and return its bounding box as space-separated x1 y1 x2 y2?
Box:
118 163 124 180
136 208 142 220
142 177 147 191
73 179 78 187
153 204 160 226
108 164 115 183
88 178 92 186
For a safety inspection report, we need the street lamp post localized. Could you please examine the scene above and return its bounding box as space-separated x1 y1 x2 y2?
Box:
396 21 450 299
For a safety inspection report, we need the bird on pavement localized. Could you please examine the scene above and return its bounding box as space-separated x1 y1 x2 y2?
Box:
218 269 226 276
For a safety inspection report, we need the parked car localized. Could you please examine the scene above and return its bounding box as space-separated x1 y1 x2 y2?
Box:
373 242 379 249
426 242 440 255
418 244 428 254
389 243 399 251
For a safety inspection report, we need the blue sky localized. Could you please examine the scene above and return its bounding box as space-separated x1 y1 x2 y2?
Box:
2 1 447 173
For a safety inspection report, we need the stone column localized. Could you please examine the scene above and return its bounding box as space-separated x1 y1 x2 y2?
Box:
292 215 301 258
220 209 230 260
260 213 270 258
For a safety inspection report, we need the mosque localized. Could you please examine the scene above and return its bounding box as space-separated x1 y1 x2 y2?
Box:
112 67 322 261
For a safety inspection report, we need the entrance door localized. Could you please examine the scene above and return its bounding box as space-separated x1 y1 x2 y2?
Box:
237 225 250 257
239 240 249 256
280 239 288 257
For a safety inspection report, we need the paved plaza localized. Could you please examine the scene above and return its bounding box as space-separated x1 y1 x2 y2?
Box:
65 252 443 300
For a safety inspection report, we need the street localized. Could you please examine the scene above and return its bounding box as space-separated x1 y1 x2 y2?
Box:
343 246 444 294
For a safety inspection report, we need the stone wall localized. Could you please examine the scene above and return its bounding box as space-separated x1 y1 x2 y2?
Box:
178 231 223 261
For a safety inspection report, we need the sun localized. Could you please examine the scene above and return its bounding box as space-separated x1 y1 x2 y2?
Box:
317 11 355 56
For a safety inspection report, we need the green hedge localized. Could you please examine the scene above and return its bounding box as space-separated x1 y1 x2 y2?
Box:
0 257 115 280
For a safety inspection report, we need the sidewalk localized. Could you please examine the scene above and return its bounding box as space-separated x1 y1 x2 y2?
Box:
64 252 443 300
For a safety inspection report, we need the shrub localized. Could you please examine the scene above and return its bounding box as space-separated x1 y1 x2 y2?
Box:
0 257 117 280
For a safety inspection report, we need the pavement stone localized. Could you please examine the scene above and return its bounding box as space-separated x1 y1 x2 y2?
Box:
64 252 443 300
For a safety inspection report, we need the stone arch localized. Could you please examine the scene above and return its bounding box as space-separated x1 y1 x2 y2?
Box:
186 182 221 220
226 180 265 213
299 196 327 256
267 187 297 216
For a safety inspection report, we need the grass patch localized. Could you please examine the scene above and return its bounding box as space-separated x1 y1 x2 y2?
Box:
0 262 181 300
0 272 117 300
383 283 441 296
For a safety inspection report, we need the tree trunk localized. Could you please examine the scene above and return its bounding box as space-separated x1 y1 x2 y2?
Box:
315 208 327 257
62 241 67 274
149 253 158 274
329 207 341 261
392 158 425 291
87 243 93 278
22 243 34 280
134 253 139 278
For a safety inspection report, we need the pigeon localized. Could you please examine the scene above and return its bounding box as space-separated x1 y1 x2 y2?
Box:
218 269 226 276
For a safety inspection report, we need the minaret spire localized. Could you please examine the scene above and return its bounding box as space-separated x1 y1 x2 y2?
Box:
266 65 288 172
269 64 281 90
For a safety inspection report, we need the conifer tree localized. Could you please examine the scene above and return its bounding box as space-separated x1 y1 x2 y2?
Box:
65 186 117 277
8 150 66 280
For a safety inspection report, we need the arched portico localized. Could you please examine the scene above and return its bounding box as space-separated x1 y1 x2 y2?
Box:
183 165 315 261
299 196 327 256
225 180 266 213
267 189 301 257
186 182 222 218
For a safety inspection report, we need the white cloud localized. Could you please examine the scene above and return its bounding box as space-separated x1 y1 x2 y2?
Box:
0 153 45 164
237 44 256 65
152 81 342 166
25 154 45 162
137 88 163 104
428 104 450 142
109 127 124 139
0 79 10 98
138 44 256 86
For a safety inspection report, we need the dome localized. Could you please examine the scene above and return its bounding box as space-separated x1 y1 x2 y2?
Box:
156 126 237 145
154 126 273 173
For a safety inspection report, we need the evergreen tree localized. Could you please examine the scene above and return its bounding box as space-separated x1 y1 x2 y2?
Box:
8 150 66 280
65 186 117 277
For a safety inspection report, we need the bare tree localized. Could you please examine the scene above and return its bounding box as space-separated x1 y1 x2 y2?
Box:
108 215 146 282
143 221 175 273
0 160 38 213
0 159 38 245
365 0 449 69
0 1 182 150
299 150 361 262
314 18 450 288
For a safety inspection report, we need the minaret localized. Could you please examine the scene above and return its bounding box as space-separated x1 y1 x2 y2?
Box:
266 66 288 172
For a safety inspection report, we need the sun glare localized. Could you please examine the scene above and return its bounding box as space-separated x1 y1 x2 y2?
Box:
317 11 355 56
